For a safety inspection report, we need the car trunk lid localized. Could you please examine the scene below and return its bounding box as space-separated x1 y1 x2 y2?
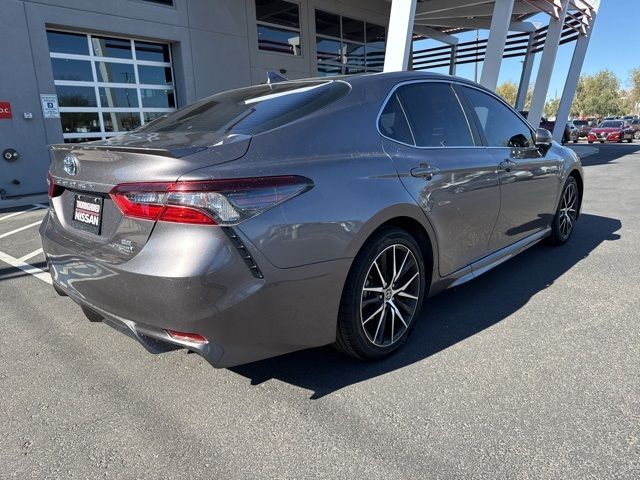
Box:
47 135 250 263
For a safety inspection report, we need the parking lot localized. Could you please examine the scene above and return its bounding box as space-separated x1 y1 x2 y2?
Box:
1 144 639 479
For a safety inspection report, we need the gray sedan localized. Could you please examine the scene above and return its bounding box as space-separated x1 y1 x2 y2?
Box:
41 72 583 367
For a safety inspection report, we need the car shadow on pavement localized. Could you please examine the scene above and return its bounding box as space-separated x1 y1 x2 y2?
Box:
231 213 621 399
579 144 640 167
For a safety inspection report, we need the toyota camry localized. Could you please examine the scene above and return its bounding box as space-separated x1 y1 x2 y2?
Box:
41 72 583 367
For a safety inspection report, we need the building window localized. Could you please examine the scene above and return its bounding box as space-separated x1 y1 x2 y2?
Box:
315 10 385 76
46 30 176 143
255 0 301 56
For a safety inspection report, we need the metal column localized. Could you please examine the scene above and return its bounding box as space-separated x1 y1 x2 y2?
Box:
552 6 599 141
449 44 458 76
527 0 570 129
384 0 418 72
515 32 536 110
479 0 515 90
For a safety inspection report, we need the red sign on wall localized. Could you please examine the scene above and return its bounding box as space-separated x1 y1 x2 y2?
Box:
0 101 12 119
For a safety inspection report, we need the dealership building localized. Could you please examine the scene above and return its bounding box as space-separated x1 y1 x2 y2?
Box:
0 0 598 201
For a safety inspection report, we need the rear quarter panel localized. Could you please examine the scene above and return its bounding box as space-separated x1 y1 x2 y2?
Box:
178 77 438 271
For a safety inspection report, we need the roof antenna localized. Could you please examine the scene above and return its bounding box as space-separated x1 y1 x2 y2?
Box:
267 71 288 85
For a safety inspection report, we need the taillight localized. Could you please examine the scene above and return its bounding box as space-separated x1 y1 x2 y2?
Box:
110 176 313 225
47 172 63 198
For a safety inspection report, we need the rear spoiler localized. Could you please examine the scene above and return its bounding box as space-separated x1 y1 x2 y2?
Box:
49 143 177 158
49 143 212 158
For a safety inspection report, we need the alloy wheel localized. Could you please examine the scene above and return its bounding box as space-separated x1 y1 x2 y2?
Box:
559 182 578 240
360 244 420 347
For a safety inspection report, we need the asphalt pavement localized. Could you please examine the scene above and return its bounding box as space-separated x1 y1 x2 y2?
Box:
1 143 639 479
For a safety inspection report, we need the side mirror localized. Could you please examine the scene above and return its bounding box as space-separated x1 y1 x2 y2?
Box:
535 128 553 153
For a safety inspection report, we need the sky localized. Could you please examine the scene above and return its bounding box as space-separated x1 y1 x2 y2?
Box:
413 0 637 100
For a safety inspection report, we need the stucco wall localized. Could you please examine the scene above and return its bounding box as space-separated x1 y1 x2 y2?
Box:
0 0 390 197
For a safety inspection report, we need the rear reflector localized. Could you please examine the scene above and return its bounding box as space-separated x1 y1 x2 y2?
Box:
110 176 313 226
166 330 208 344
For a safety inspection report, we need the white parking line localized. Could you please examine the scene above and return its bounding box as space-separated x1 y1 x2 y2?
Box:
0 204 46 222
0 220 43 240
19 248 43 263
0 250 52 285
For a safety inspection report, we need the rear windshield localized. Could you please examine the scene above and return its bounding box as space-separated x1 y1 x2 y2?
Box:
137 80 350 138
573 120 588 126
599 121 622 128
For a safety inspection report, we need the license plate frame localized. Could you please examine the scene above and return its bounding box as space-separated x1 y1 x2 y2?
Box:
72 193 103 235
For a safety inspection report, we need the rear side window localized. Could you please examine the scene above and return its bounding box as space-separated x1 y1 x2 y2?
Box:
459 86 534 148
137 80 350 139
392 82 474 147
378 93 414 145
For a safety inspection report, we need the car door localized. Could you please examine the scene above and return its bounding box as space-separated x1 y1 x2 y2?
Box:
379 81 500 277
456 85 562 251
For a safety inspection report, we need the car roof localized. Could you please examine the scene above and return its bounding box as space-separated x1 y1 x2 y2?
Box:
276 71 492 94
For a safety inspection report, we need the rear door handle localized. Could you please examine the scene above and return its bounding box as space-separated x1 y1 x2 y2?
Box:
499 159 517 172
410 165 440 179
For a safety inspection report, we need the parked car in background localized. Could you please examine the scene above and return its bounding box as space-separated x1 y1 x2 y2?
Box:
40 71 584 368
587 120 635 143
567 122 580 143
622 115 637 122
570 119 592 138
519 111 570 144
630 119 640 139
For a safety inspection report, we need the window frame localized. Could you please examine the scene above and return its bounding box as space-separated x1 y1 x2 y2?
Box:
314 8 385 76
255 0 303 57
47 29 177 142
453 83 537 149
376 79 480 149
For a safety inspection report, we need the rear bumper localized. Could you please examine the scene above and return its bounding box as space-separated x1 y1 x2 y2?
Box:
40 212 350 367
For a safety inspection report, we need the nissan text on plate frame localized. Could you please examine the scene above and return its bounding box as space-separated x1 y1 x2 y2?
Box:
40 72 583 368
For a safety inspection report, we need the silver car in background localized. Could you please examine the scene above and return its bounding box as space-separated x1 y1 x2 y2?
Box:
41 72 583 367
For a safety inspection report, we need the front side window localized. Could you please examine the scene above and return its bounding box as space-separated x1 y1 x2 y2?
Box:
459 86 534 148
46 30 176 143
387 82 474 148
255 0 301 56
315 9 385 76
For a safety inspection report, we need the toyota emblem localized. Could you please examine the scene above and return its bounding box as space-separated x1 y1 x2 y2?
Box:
63 155 78 176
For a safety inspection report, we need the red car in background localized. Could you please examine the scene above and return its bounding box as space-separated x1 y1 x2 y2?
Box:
587 120 635 143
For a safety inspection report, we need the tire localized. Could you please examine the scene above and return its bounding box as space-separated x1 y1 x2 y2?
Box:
634 131 640 139
548 176 579 246
573 140 578 143
599 141 605 143
627 137 633 143
336 227 427 360
588 141 594 144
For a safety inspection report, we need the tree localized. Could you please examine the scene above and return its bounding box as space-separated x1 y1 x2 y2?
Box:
496 81 518 106
627 68 640 114
544 98 561 118
571 70 625 117
496 81 533 109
